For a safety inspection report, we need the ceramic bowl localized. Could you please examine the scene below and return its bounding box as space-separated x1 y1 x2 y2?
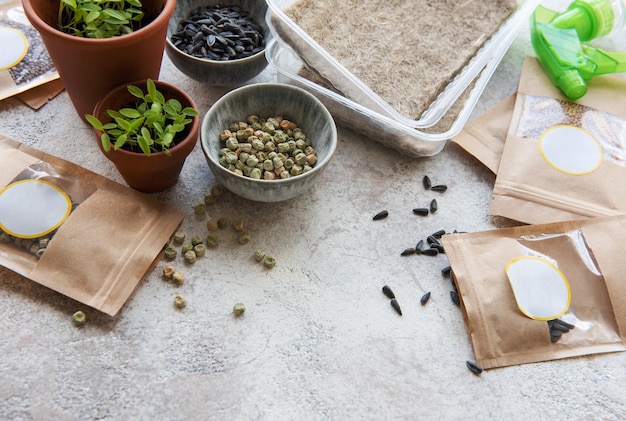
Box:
200 83 337 202
165 0 270 85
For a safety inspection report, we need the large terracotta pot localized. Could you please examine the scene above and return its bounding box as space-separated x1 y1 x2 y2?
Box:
22 0 176 122
92 79 199 193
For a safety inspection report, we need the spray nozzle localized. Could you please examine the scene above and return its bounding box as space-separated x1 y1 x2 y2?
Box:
531 0 626 100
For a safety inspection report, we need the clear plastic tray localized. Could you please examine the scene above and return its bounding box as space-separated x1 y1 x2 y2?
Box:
266 0 541 129
267 39 508 157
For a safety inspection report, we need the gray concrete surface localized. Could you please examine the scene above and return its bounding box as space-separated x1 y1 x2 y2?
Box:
0 8 625 421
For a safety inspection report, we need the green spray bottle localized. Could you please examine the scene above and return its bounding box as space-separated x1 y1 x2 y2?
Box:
531 0 626 100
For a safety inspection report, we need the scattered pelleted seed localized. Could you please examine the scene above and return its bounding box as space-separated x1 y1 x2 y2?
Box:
233 302 246 316
174 295 187 309
72 311 86 327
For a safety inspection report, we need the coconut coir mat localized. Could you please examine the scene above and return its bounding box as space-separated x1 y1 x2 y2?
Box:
284 0 516 120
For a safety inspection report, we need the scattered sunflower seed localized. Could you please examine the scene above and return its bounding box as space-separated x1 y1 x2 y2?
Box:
401 247 416 256
412 208 429 216
390 298 403 316
441 265 451 276
382 285 396 299
431 229 446 238
466 360 483 375
415 239 425 253
430 198 438 213
421 248 439 256
450 290 460 306
420 291 431 305
422 175 432 190
373 210 389 220
431 184 448 192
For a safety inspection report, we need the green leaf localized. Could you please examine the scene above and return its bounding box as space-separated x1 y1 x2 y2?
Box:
182 107 199 117
113 133 127 150
146 79 157 99
141 126 152 143
127 84 144 99
85 114 104 130
128 116 145 133
138 136 151 156
101 133 111 152
119 107 142 119
103 122 118 130
61 0 78 10
114 116 132 131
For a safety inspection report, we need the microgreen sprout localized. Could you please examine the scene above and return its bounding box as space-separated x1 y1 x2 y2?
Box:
85 79 198 157
58 0 145 38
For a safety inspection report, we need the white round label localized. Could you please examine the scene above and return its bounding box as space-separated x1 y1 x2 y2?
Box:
505 256 571 320
0 179 71 238
0 26 28 70
538 125 602 175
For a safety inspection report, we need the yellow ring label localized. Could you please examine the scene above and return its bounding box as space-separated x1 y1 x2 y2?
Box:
0 179 72 239
538 125 602 175
0 26 29 71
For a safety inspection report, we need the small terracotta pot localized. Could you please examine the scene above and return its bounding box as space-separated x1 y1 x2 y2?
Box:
22 0 175 122
92 79 199 193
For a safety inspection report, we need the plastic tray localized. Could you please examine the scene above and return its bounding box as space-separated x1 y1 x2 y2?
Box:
267 39 507 157
266 0 541 129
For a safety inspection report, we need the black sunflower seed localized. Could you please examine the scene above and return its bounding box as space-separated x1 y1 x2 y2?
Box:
373 210 389 220
421 248 439 256
431 229 446 238
415 239 425 253
401 247 416 256
450 290 460 306
422 175 432 190
412 208 429 216
466 360 483 375
441 265 451 276
390 298 402 315
430 199 438 213
420 291 431 305
431 184 448 192
382 285 396 299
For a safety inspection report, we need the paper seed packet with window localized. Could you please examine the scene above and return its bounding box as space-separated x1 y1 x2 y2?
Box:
488 56 626 225
0 136 183 316
442 215 626 369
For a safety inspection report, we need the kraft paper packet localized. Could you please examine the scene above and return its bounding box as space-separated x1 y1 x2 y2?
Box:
0 135 183 316
489 57 626 224
450 94 515 174
442 215 626 370
0 1 59 102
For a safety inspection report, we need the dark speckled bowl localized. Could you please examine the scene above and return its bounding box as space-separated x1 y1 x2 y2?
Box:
200 83 337 202
165 0 270 85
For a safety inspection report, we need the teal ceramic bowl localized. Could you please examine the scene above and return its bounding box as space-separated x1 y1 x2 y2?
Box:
200 83 337 202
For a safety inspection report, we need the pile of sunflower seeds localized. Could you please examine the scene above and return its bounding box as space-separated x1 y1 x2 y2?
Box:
170 5 265 61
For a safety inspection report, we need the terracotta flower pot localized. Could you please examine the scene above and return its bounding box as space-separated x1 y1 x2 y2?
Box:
22 0 175 122
92 79 199 193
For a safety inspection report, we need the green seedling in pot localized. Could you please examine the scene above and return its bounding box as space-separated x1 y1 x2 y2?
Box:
85 79 198 157
58 0 144 38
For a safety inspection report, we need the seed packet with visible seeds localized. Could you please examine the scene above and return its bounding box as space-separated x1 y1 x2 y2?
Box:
0 0 59 102
442 215 626 369
488 57 626 224
0 135 183 316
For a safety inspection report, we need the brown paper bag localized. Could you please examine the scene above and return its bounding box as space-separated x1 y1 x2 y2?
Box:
442 215 626 369
0 135 183 316
451 94 515 174
489 57 626 224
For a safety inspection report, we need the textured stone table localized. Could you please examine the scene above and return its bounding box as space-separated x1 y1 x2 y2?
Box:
1 14 625 421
